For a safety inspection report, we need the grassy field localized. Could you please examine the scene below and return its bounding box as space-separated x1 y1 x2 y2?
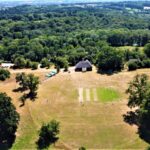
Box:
0 68 150 149
117 46 144 52
97 87 120 102
83 87 120 102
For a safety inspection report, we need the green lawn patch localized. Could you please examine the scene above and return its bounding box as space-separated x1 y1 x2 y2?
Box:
97 87 120 102
117 46 144 53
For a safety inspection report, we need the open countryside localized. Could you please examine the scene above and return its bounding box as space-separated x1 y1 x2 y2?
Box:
1 1 150 150
0 67 149 149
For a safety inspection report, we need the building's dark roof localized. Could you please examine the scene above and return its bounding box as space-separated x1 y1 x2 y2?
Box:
75 60 92 69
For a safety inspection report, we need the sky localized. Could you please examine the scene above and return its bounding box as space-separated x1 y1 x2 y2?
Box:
1 0 34 1
0 0 125 2
0 0 147 3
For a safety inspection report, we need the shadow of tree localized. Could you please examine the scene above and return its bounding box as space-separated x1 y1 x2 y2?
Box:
13 85 37 107
12 87 26 93
123 110 150 145
123 111 139 125
97 69 120 76
19 92 37 107
36 137 58 149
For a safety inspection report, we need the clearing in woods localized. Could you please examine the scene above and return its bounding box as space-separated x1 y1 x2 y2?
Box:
0 68 149 149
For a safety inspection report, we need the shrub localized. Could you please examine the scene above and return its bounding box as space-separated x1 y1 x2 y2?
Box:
40 58 50 68
128 61 138 71
31 62 38 70
64 63 69 72
14 57 26 69
26 59 32 68
0 69 10 81
142 59 150 68
137 60 144 68
55 57 69 69
124 49 146 62
79 147 86 150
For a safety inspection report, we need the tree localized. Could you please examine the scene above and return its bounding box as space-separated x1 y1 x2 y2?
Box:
64 63 69 72
27 74 40 97
16 73 28 91
138 96 150 139
37 120 60 149
126 74 149 108
128 61 138 71
0 93 20 148
97 46 124 73
125 74 150 142
31 62 38 70
55 57 68 69
56 65 60 73
144 43 150 58
15 73 39 104
0 69 10 81
26 59 32 68
14 56 26 69
142 59 150 68
40 58 50 68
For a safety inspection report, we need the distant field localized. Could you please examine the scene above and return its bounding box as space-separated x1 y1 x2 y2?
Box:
0 68 149 149
117 46 144 52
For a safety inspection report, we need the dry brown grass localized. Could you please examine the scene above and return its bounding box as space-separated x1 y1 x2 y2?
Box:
0 68 150 149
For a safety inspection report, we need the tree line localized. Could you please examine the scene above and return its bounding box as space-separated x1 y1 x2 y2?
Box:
0 4 150 72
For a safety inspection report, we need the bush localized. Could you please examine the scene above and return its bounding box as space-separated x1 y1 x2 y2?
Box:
128 59 150 71
31 62 38 70
0 69 10 81
26 59 32 68
55 57 69 69
40 58 50 68
142 59 150 68
64 63 69 72
128 61 138 71
14 57 26 69
124 49 146 61
14 57 39 70
79 147 86 150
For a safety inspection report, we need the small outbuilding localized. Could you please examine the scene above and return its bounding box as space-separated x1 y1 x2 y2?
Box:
75 60 92 72
0 63 14 68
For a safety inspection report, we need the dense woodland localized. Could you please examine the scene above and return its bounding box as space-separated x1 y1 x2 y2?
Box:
0 2 150 71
